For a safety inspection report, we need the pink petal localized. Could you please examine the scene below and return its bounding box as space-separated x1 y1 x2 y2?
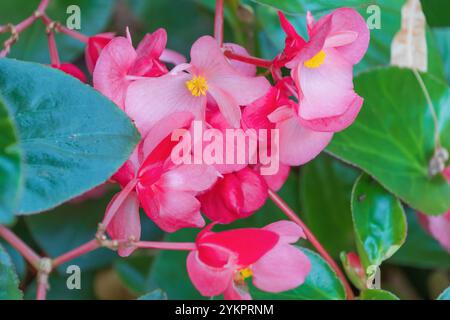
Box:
207 84 242 128
223 43 257 76
263 220 306 243
135 28 167 60
187 250 233 297
262 163 290 191
223 281 252 300
159 164 219 192
93 37 136 109
252 244 311 292
295 48 356 120
125 73 205 135
199 228 279 266
85 32 115 74
420 211 450 253
138 187 205 232
161 49 187 65
106 191 141 257
298 94 363 132
278 117 333 166
319 8 370 64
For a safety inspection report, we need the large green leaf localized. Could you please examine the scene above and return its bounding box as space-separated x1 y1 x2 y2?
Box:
138 289 168 300
0 243 22 300
0 58 140 214
437 287 450 300
328 67 450 215
0 0 115 63
360 289 399 300
300 154 359 257
0 97 21 224
351 174 407 275
434 27 450 83
250 248 346 300
421 0 450 27
390 209 450 269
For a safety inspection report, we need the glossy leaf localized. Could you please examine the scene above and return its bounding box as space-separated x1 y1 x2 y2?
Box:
434 27 450 83
421 0 450 27
250 248 346 300
351 174 407 275
300 154 358 257
138 289 168 300
360 289 400 300
437 286 450 300
0 97 21 224
0 58 140 214
0 243 22 300
390 209 450 268
0 0 115 63
328 67 450 215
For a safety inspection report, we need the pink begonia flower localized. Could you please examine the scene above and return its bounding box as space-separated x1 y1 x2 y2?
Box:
198 167 269 224
51 63 87 83
85 32 115 74
125 35 270 135
93 28 168 110
278 9 369 133
104 112 219 246
243 86 333 166
223 43 257 77
418 167 450 253
187 221 311 299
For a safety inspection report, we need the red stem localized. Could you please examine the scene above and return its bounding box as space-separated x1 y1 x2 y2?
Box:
135 241 196 251
52 239 99 268
0 225 40 268
214 0 224 46
268 190 355 300
224 50 273 68
36 273 49 300
56 23 89 44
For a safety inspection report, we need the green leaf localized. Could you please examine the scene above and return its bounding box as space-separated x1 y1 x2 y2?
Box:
351 174 407 274
0 0 115 63
390 209 450 268
0 97 21 224
138 289 168 300
0 58 140 214
25 189 118 272
421 0 450 27
250 248 346 300
360 289 400 300
328 67 450 215
300 154 359 257
437 287 450 300
0 243 22 300
0 241 26 281
434 27 450 83
115 255 154 295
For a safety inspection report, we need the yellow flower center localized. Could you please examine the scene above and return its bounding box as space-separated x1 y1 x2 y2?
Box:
186 75 208 97
304 50 326 69
233 268 253 285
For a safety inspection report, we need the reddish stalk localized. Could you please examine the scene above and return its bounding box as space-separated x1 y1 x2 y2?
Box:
0 225 40 268
52 239 99 268
224 50 273 68
268 190 355 300
135 241 196 251
214 0 224 46
36 273 49 300
56 23 89 44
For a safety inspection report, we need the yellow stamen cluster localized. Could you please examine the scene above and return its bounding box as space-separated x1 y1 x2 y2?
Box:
186 75 208 97
304 50 326 69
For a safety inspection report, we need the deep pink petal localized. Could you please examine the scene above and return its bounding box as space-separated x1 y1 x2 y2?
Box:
125 73 205 135
263 220 306 244
278 117 333 166
187 250 233 297
52 63 87 83
85 32 115 74
262 163 290 192
298 94 363 132
252 244 311 292
159 164 219 192
419 211 450 253
106 191 141 257
199 228 279 266
93 37 136 109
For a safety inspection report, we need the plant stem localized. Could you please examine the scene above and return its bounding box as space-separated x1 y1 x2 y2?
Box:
52 239 99 268
214 0 224 46
224 50 273 68
268 190 355 300
36 273 49 300
135 241 196 251
0 225 40 268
